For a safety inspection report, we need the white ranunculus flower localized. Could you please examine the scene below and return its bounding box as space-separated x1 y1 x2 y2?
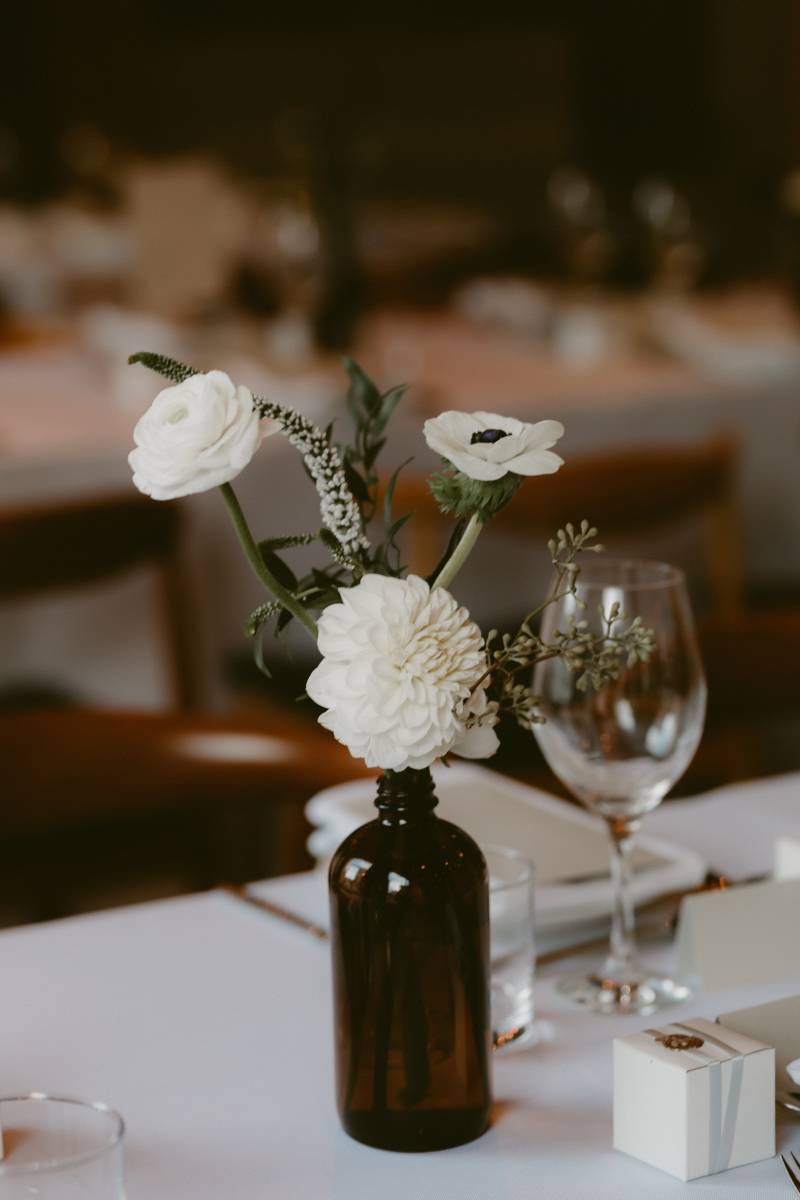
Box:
306 573 499 771
130 371 275 500
424 410 564 482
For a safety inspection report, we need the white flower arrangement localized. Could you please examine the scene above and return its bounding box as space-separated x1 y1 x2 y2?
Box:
128 352 654 772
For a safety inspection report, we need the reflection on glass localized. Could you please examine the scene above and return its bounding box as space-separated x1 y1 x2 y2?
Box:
486 845 536 1051
0 1094 125 1197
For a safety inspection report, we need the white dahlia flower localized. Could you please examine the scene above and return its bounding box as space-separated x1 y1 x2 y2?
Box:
306 574 499 771
424 410 564 482
130 371 276 500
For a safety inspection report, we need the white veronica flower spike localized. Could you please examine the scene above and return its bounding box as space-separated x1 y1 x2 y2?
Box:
424 411 565 482
306 573 499 771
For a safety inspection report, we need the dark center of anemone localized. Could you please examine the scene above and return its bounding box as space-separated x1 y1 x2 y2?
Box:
470 428 510 445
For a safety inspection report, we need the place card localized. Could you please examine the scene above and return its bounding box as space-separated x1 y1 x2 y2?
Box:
719 994 800 1090
775 835 800 880
675 878 800 991
613 1017 774 1181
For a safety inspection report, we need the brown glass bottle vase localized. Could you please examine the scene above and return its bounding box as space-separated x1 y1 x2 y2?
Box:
328 766 492 1151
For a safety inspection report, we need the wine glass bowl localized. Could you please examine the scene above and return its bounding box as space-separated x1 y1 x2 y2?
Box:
533 559 706 1014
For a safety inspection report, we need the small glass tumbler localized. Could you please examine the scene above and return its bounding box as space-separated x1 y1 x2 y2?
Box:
486 845 536 1051
0 1094 125 1198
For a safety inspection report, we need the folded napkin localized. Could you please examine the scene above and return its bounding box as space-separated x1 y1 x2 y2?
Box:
648 298 800 383
648 771 800 880
305 764 706 936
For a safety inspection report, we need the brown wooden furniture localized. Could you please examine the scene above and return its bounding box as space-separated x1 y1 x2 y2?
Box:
0 706 373 922
0 492 197 707
394 433 743 617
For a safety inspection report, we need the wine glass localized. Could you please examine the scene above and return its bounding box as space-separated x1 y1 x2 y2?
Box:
533 559 706 1014
633 177 708 292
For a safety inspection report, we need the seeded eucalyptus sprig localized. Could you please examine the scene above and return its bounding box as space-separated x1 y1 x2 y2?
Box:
480 520 656 731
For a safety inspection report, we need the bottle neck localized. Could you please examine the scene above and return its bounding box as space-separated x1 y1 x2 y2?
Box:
375 768 438 824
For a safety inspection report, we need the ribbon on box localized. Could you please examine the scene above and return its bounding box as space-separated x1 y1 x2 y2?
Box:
645 1022 745 1176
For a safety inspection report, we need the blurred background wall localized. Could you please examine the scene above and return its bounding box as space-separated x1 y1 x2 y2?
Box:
5 1 800 280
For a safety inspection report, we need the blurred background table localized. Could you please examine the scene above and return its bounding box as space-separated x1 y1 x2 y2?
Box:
2 299 799 710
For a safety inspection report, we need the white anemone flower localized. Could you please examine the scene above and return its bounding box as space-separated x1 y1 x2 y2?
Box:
306 574 499 771
424 410 564 482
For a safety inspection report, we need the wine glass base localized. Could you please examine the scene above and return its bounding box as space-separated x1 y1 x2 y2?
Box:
555 963 691 1015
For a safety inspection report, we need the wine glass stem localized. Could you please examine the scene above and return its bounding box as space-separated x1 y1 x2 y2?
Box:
604 816 639 978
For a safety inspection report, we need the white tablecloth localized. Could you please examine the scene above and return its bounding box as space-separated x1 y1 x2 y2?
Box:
3 772 800 1197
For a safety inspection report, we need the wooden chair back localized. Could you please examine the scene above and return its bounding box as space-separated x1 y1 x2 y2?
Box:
0 493 197 706
0 706 373 919
394 433 742 616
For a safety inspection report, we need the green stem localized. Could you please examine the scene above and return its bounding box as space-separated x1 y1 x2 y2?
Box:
220 483 318 640
431 511 483 591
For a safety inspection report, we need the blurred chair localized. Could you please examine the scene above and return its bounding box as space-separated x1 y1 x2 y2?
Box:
0 707 372 922
0 492 197 708
690 607 800 788
395 432 742 617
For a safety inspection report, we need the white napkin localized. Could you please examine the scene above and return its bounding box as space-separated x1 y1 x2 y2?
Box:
648 297 800 383
305 764 706 936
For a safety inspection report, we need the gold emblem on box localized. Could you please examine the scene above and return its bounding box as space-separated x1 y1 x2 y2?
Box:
656 1033 705 1051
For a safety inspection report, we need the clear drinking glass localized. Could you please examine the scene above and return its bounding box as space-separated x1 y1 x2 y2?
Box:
533 559 706 1014
0 1095 125 1197
487 845 536 1050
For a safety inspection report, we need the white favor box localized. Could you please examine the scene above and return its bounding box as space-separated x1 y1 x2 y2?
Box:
613 1017 774 1181
775 835 800 880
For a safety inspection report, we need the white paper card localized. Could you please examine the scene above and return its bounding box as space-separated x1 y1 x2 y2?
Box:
719 994 800 1087
775 835 800 880
675 878 800 990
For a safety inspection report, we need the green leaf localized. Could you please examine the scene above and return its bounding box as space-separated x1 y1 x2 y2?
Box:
260 548 298 592
383 457 413 531
311 566 337 589
253 631 272 679
363 437 386 471
345 389 361 427
343 356 381 415
378 384 406 427
387 512 412 541
276 606 295 634
343 460 370 503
